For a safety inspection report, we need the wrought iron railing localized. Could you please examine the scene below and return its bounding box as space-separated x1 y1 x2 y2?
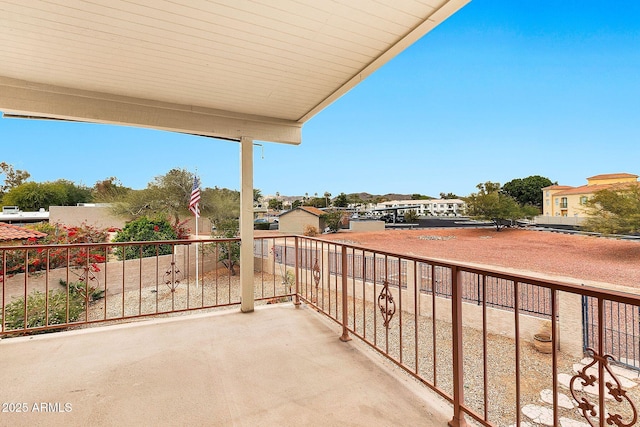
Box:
0 237 294 336
2 235 639 426
293 235 639 427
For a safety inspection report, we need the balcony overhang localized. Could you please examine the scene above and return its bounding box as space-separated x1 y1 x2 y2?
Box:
0 0 470 144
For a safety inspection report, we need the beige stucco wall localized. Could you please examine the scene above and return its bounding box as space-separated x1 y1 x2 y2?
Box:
49 206 211 236
543 190 590 218
49 206 126 229
278 211 324 234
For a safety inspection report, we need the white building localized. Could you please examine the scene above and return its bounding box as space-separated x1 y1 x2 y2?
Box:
373 199 465 217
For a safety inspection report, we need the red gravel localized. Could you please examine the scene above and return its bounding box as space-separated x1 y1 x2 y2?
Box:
319 228 640 289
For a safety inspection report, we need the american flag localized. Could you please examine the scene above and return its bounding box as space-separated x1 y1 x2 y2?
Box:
189 176 201 217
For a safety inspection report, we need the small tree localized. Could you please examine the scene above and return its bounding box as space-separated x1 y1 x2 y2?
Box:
333 192 349 208
268 198 283 211
582 185 640 234
404 209 420 223
324 191 332 207
322 210 346 233
465 182 538 231
214 219 240 275
439 192 459 199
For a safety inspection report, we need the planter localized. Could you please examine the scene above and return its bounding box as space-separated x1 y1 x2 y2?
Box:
533 333 553 354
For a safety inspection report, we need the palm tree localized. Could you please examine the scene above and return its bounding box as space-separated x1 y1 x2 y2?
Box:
324 191 331 208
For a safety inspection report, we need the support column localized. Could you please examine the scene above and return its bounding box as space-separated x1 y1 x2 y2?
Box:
240 137 254 313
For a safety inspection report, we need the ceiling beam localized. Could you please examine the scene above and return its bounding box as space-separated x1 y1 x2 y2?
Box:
0 76 302 145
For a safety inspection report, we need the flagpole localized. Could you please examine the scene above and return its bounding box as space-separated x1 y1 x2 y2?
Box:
190 174 201 289
195 202 199 288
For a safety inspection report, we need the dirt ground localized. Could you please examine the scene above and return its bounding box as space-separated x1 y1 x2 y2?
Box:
311 228 640 290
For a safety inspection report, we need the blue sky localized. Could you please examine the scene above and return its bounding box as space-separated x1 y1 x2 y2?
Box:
2 0 639 199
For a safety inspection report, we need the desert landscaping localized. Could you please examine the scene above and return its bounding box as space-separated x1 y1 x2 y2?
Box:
316 227 640 291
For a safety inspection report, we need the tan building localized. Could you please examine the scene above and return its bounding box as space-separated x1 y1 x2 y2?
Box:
542 173 639 220
278 206 326 235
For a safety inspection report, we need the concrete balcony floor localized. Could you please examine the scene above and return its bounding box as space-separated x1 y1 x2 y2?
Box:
0 304 451 426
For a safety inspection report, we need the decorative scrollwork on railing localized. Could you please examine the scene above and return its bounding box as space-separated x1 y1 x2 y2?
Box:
570 348 638 427
312 259 321 287
75 266 100 301
312 259 321 303
77 266 99 289
377 281 396 328
163 261 182 292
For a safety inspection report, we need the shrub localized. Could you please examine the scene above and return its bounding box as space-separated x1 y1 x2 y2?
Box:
59 279 104 303
1 222 108 281
254 221 271 230
2 279 105 334
303 225 319 236
2 290 84 332
112 216 178 260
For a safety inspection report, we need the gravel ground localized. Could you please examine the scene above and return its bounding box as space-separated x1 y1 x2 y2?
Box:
320 228 640 288
85 270 291 323
307 288 640 427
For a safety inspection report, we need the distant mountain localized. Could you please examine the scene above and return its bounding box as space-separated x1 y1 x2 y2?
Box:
272 192 434 203
347 192 433 202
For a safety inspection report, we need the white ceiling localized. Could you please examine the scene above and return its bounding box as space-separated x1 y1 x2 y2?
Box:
0 0 469 144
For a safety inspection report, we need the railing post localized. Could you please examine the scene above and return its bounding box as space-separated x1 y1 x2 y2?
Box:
294 237 301 307
340 244 351 342
449 266 468 427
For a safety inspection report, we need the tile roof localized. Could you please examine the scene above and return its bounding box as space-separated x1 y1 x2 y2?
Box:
280 206 326 218
0 223 48 241
587 173 639 181
552 182 640 196
542 185 574 190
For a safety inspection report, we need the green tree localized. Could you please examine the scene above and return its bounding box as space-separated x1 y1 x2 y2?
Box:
582 185 640 234
411 194 432 200
465 182 538 231
112 169 202 226
291 199 302 209
0 162 30 196
268 198 283 210
308 197 326 208
92 177 131 202
2 180 91 210
202 187 240 229
150 168 196 225
439 192 459 199
324 191 331 208
253 188 262 203
52 180 93 206
502 175 554 209
333 192 349 208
